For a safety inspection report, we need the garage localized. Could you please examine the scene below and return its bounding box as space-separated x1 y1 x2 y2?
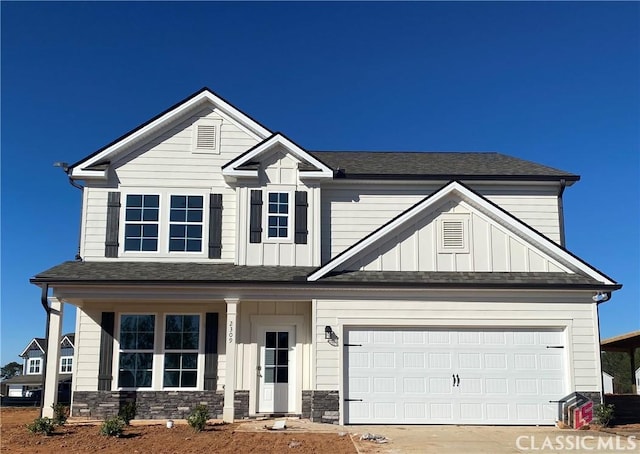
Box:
344 327 567 425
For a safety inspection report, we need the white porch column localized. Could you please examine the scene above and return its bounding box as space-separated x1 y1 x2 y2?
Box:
42 297 63 418
222 298 240 422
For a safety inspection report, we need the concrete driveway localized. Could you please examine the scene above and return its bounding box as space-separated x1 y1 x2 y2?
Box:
235 419 639 453
349 425 639 453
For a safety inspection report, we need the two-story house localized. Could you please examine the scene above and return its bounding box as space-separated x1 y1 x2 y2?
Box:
31 88 620 425
2 334 74 401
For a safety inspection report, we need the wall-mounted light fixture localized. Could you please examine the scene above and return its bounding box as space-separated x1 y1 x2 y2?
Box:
325 325 334 340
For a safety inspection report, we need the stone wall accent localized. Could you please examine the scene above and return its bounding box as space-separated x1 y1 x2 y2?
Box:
306 390 339 424
301 390 312 419
72 390 224 420
234 390 250 419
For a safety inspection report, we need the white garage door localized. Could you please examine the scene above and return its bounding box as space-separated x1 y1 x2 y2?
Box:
344 327 567 425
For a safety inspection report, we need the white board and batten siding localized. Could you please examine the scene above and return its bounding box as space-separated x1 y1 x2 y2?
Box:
314 295 601 424
321 184 560 262
341 199 571 273
80 108 260 262
239 147 321 267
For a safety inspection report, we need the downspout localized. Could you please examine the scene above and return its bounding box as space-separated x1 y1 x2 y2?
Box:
596 292 612 405
557 179 567 247
67 175 84 261
39 284 50 418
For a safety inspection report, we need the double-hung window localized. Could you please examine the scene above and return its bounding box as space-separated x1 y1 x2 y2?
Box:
118 315 155 388
169 196 203 252
124 195 159 251
163 315 200 388
267 192 289 238
27 358 41 374
60 357 73 373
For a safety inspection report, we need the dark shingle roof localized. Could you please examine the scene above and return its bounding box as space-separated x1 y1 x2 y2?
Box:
309 151 579 181
30 261 615 290
31 261 314 283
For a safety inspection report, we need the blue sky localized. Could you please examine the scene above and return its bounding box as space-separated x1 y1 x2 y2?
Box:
1 2 638 364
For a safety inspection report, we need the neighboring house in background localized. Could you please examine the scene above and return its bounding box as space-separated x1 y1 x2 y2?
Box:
2 334 74 401
31 88 620 425
602 371 614 394
636 367 640 395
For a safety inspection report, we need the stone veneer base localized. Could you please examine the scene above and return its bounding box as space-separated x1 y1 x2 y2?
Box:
72 390 249 420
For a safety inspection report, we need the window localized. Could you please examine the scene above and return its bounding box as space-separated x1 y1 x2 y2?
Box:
124 195 159 251
169 196 203 252
60 356 73 373
163 315 200 388
264 331 289 383
267 192 289 238
27 358 42 374
118 315 155 388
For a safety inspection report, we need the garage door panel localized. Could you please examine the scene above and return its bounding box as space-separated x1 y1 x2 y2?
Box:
344 327 567 425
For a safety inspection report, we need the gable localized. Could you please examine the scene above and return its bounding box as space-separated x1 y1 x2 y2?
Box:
70 88 272 180
109 106 261 187
20 338 45 358
340 196 572 274
309 181 618 286
222 133 333 182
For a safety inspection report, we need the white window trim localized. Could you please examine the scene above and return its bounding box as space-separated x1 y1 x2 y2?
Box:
60 356 73 374
161 313 204 391
437 214 470 254
115 312 158 391
27 358 42 375
191 118 222 154
114 311 205 391
119 188 209 258
264 190 293 243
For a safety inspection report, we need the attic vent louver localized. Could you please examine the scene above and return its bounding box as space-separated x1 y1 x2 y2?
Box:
197 125 216 149
442 220 464 248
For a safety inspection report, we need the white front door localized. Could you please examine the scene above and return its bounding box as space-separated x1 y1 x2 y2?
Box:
258 326 296 413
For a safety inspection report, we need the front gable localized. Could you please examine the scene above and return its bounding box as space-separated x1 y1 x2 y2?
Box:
309 181 617 286
222 133 333 183
70 88 272 180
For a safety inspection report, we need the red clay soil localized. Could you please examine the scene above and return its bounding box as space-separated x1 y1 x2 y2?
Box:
0 408 357 454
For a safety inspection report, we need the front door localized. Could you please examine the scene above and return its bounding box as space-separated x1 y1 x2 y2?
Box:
258 326 295 413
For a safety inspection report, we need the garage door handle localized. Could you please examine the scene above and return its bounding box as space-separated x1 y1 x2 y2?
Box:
345 398 363 402
452 374 460 387
456 374 460 387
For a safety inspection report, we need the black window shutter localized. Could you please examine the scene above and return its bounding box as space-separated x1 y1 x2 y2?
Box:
294 191 308 244
98 312 115 391
208 194 223 259
105 192 121 257
204 313 219 391
249 190 263 243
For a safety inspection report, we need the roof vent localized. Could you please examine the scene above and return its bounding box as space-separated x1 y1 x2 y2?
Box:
438 215 469 253
196 125 216 149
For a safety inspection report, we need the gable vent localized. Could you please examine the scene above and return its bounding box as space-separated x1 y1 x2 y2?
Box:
196 125 217 149
442 220 464 249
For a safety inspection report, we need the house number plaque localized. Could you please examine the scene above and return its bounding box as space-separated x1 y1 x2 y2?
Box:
228 320 234 343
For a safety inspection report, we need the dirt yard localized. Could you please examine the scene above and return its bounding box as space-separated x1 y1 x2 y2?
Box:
0 408 357 453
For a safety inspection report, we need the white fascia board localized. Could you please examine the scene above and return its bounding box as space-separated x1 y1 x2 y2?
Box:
223 169 259 178
71 90 271 178
222 133 333 178
60 335 74 348
308 181 617 286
